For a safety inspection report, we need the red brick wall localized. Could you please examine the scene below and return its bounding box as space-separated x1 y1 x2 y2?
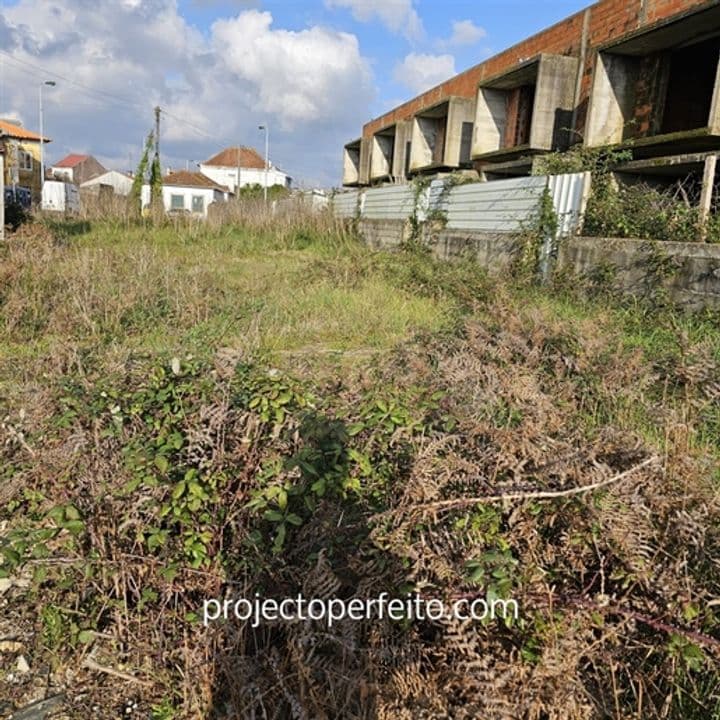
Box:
362 0 717 140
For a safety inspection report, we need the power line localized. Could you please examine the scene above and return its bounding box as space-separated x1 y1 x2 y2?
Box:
0 50 152 115
0 51 228 145
0 50 271 170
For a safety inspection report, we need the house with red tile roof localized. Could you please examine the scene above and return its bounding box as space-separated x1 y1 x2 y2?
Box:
50 154 106 185
199 146 291 193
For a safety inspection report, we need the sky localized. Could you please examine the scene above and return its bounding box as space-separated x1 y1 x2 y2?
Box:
0 0 588 187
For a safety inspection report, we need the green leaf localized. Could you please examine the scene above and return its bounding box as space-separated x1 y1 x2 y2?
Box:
155 455 169 474
311 478 326 497
272 523 287 553
77 630 95 644
263 510 284 522
468 566 485 584
64 505 81 521
63 520 85 535
47 506 65 523
286 513 303 526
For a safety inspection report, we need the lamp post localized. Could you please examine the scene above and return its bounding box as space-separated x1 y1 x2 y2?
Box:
258 123 269 205
38 80 56 203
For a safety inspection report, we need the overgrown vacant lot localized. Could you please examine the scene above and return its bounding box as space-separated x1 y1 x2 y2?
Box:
1 218 719 719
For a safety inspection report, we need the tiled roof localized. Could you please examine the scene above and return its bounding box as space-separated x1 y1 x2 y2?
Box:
163 170 230 192
53 154 89 168
203 146 265 169
0 118 49 142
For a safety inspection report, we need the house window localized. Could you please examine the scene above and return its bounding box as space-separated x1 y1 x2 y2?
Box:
19 151 33 171
191 195 204 214
170 194 185 210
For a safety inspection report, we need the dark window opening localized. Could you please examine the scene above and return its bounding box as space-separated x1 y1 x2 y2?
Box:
431 116 447 165
661 37 720 134
501 85 536 148
460 122 473 163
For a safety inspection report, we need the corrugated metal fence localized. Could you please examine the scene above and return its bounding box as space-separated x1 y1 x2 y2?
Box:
332 189 361 218
362 184 415 221
332 173 591 278
334 173 589 232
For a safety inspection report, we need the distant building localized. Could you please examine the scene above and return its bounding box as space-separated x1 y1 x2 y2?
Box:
51 154 106 185
200 146 291 193
80 170 133 196
0 118 50 203
141 170 232 218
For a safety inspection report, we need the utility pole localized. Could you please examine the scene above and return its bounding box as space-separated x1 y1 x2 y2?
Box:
151 106 162 210
38 80 56 206
258 124 269 205
236 146 242 201
154 106 161 159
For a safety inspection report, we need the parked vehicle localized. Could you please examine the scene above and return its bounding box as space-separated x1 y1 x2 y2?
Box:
4 186 32 210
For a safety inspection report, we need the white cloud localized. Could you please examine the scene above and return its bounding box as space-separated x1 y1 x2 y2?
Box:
325 0 424 41
212 10 372 130
444 19 486 47
0 1 376 186
393 52 456 95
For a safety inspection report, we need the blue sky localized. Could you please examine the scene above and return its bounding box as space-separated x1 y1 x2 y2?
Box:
178 0 587 120
0 0 588 185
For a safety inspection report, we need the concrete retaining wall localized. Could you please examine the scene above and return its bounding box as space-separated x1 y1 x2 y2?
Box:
356 220 720 308
560 236 720 309
357 219 517 274
358 219 407 250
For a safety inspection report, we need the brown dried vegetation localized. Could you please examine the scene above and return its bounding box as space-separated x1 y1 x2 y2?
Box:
0 220 719 719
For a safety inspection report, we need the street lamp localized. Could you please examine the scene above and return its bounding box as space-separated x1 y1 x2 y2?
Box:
38 80 56 201
258 123 269 205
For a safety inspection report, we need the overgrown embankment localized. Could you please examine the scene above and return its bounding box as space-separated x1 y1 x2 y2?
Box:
1 219 719 719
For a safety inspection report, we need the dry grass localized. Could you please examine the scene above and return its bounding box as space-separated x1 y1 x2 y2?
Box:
0 217 718 719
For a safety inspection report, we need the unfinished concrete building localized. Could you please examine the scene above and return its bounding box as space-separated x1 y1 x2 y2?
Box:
369 121 411 183
586 6 720 154
408 97 475 175
472 54 579 177
343 0 720 188
342 138 370 187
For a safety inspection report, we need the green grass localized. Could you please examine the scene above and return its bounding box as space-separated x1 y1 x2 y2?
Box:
0 223 456 392
2 217 720 719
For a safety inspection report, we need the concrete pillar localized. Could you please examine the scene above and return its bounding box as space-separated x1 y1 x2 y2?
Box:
699 153 717 240
708 50 720 135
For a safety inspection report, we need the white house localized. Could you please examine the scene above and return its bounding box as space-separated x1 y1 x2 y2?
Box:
141 170 232 218
80 170 133 196
199 146 291 193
